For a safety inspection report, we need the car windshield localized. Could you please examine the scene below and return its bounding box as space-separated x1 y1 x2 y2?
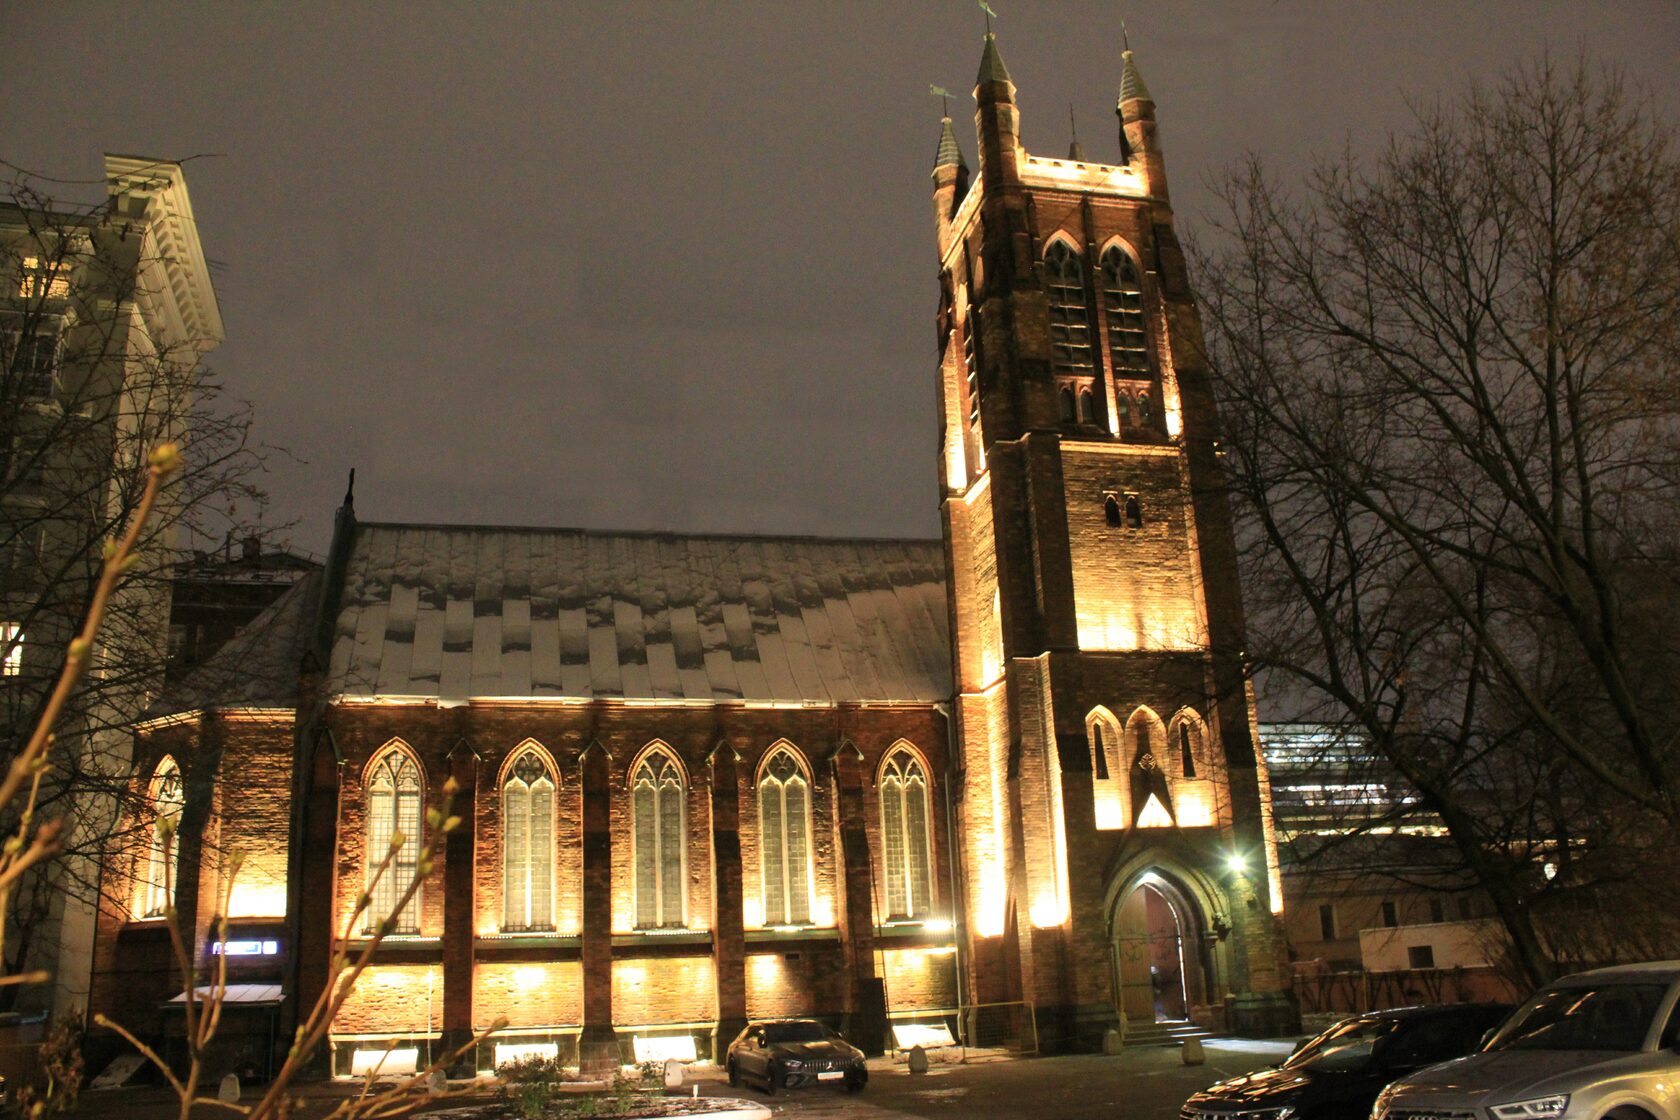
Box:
763 1022 831 1044
1283 1017 1401 1071
1488 983 1668 1052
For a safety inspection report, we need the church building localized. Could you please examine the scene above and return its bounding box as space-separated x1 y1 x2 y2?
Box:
87 33 1296 1077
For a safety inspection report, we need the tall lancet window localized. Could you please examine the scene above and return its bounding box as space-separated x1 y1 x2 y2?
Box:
1101 247 1150 376
142 758 184 918
758 746 813 926
1044 241 1094 381
632 748 685 928
502 746 556 931
880 748 934 919
365 747 422 934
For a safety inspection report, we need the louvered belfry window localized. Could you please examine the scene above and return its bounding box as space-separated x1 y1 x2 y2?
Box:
633 750 685 928
1044 242 1094 379
142 758 184 918
880 749 934 919
502 748 555 931
1101 247 1150 375
758 747 812 926
366 748 422 934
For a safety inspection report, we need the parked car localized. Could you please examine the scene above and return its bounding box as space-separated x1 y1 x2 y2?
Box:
1181 1003 1511 1120
1373 961 1680 1120
725 1019 868 1094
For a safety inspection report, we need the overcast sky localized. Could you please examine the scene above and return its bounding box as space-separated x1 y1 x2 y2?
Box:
4 1 1677 555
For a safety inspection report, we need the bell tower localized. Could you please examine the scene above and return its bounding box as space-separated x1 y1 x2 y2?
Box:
933 33 1297 1048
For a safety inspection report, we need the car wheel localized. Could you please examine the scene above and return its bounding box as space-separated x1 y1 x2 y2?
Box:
762 1064 778 1096
844 1071 866 1094
726 1060 739 1088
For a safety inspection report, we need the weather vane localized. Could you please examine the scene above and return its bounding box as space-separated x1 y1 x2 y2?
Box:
930 84 953 116
1121 16 1131 51
979 1 997 32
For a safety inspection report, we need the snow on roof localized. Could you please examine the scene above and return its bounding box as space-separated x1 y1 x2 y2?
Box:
327 524 953 705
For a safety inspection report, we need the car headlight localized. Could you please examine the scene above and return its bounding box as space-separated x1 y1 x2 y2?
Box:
1490 1096 1569 1119
1371 1084 1398 1119
782 1059 803 1070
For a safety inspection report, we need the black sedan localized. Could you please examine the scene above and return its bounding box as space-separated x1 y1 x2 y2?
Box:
725 1019 868 1094
1181 1002 1510 1120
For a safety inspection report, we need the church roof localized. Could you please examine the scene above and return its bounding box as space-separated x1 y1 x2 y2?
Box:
326 523 952 706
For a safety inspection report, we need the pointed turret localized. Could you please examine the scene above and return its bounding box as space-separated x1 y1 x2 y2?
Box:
932 116 971 238
1116 46 1167 200
934 116 967 174
973 32 1021 189
976 32 1011 87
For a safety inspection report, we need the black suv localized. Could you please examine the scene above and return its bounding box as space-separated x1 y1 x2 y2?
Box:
1181 1003 1511 1120
725 1019 868 1094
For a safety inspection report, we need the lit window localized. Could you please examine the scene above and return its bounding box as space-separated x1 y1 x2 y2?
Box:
1100 247 1149 375
142 758 183 918
365 746 423 934
17 257 71 300
1043 242 1094 381
757 746 813 926
632 748 685 929
501 746 556 932
880 747 934 919
0 623 21 676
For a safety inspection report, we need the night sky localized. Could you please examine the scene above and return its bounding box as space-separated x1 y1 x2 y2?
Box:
4 2 1677 556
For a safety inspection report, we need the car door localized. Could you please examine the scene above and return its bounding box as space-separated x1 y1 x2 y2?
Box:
740 1028 767 1079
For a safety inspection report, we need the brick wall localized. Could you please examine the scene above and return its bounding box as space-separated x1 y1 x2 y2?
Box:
333 964 443 1034
473 961 582 1030
881 947 959 1012
612 956 715 1027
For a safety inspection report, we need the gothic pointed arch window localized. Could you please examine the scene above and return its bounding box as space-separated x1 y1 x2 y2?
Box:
1125 494 1143 529
758 745 814 926
365 745 423 934
1078 388 1096 425
1043 240 1094 381
501 744 557 932
632 747 686 928
879 746 934 919
1137 389 1153 425
1171 711 1206 780
1058 385 1076 423
141 757 183 918
1100 246 1150 375
1087 709 1121 781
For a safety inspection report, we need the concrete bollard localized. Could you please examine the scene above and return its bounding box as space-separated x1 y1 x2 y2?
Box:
907 1045 929 1074
427 1069 447 1096
1181 1037 1205 1066
1102 1028 1123 1055
217 1074 241 1103
664 1059 685 1089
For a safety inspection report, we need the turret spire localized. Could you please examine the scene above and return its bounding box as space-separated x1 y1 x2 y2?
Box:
977 32 1011 87
934 116 968 174
1118 48 1152 107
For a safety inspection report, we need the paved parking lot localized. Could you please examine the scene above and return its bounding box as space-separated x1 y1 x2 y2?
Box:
686 1040 1297 1120
69 1040 1294 1120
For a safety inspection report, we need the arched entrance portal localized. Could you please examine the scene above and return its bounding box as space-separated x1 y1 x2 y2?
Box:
1112 872 1209 1024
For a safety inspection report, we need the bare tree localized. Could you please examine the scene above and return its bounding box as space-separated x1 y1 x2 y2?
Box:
1193 55 1680 985
0 161 278 1003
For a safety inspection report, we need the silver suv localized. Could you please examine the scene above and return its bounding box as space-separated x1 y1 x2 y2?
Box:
1373 961 1680 1120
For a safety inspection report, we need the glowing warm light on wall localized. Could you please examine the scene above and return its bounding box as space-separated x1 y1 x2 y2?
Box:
513 967 549 994
1029 894 1068 929
226 881 288 919
616 964 646 988
809 898 834 928
742 899 763 929
923 945 958 956
1136 794 1174 829
1165 405 1183 437
922 917 953 934
1172 783 1214 828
